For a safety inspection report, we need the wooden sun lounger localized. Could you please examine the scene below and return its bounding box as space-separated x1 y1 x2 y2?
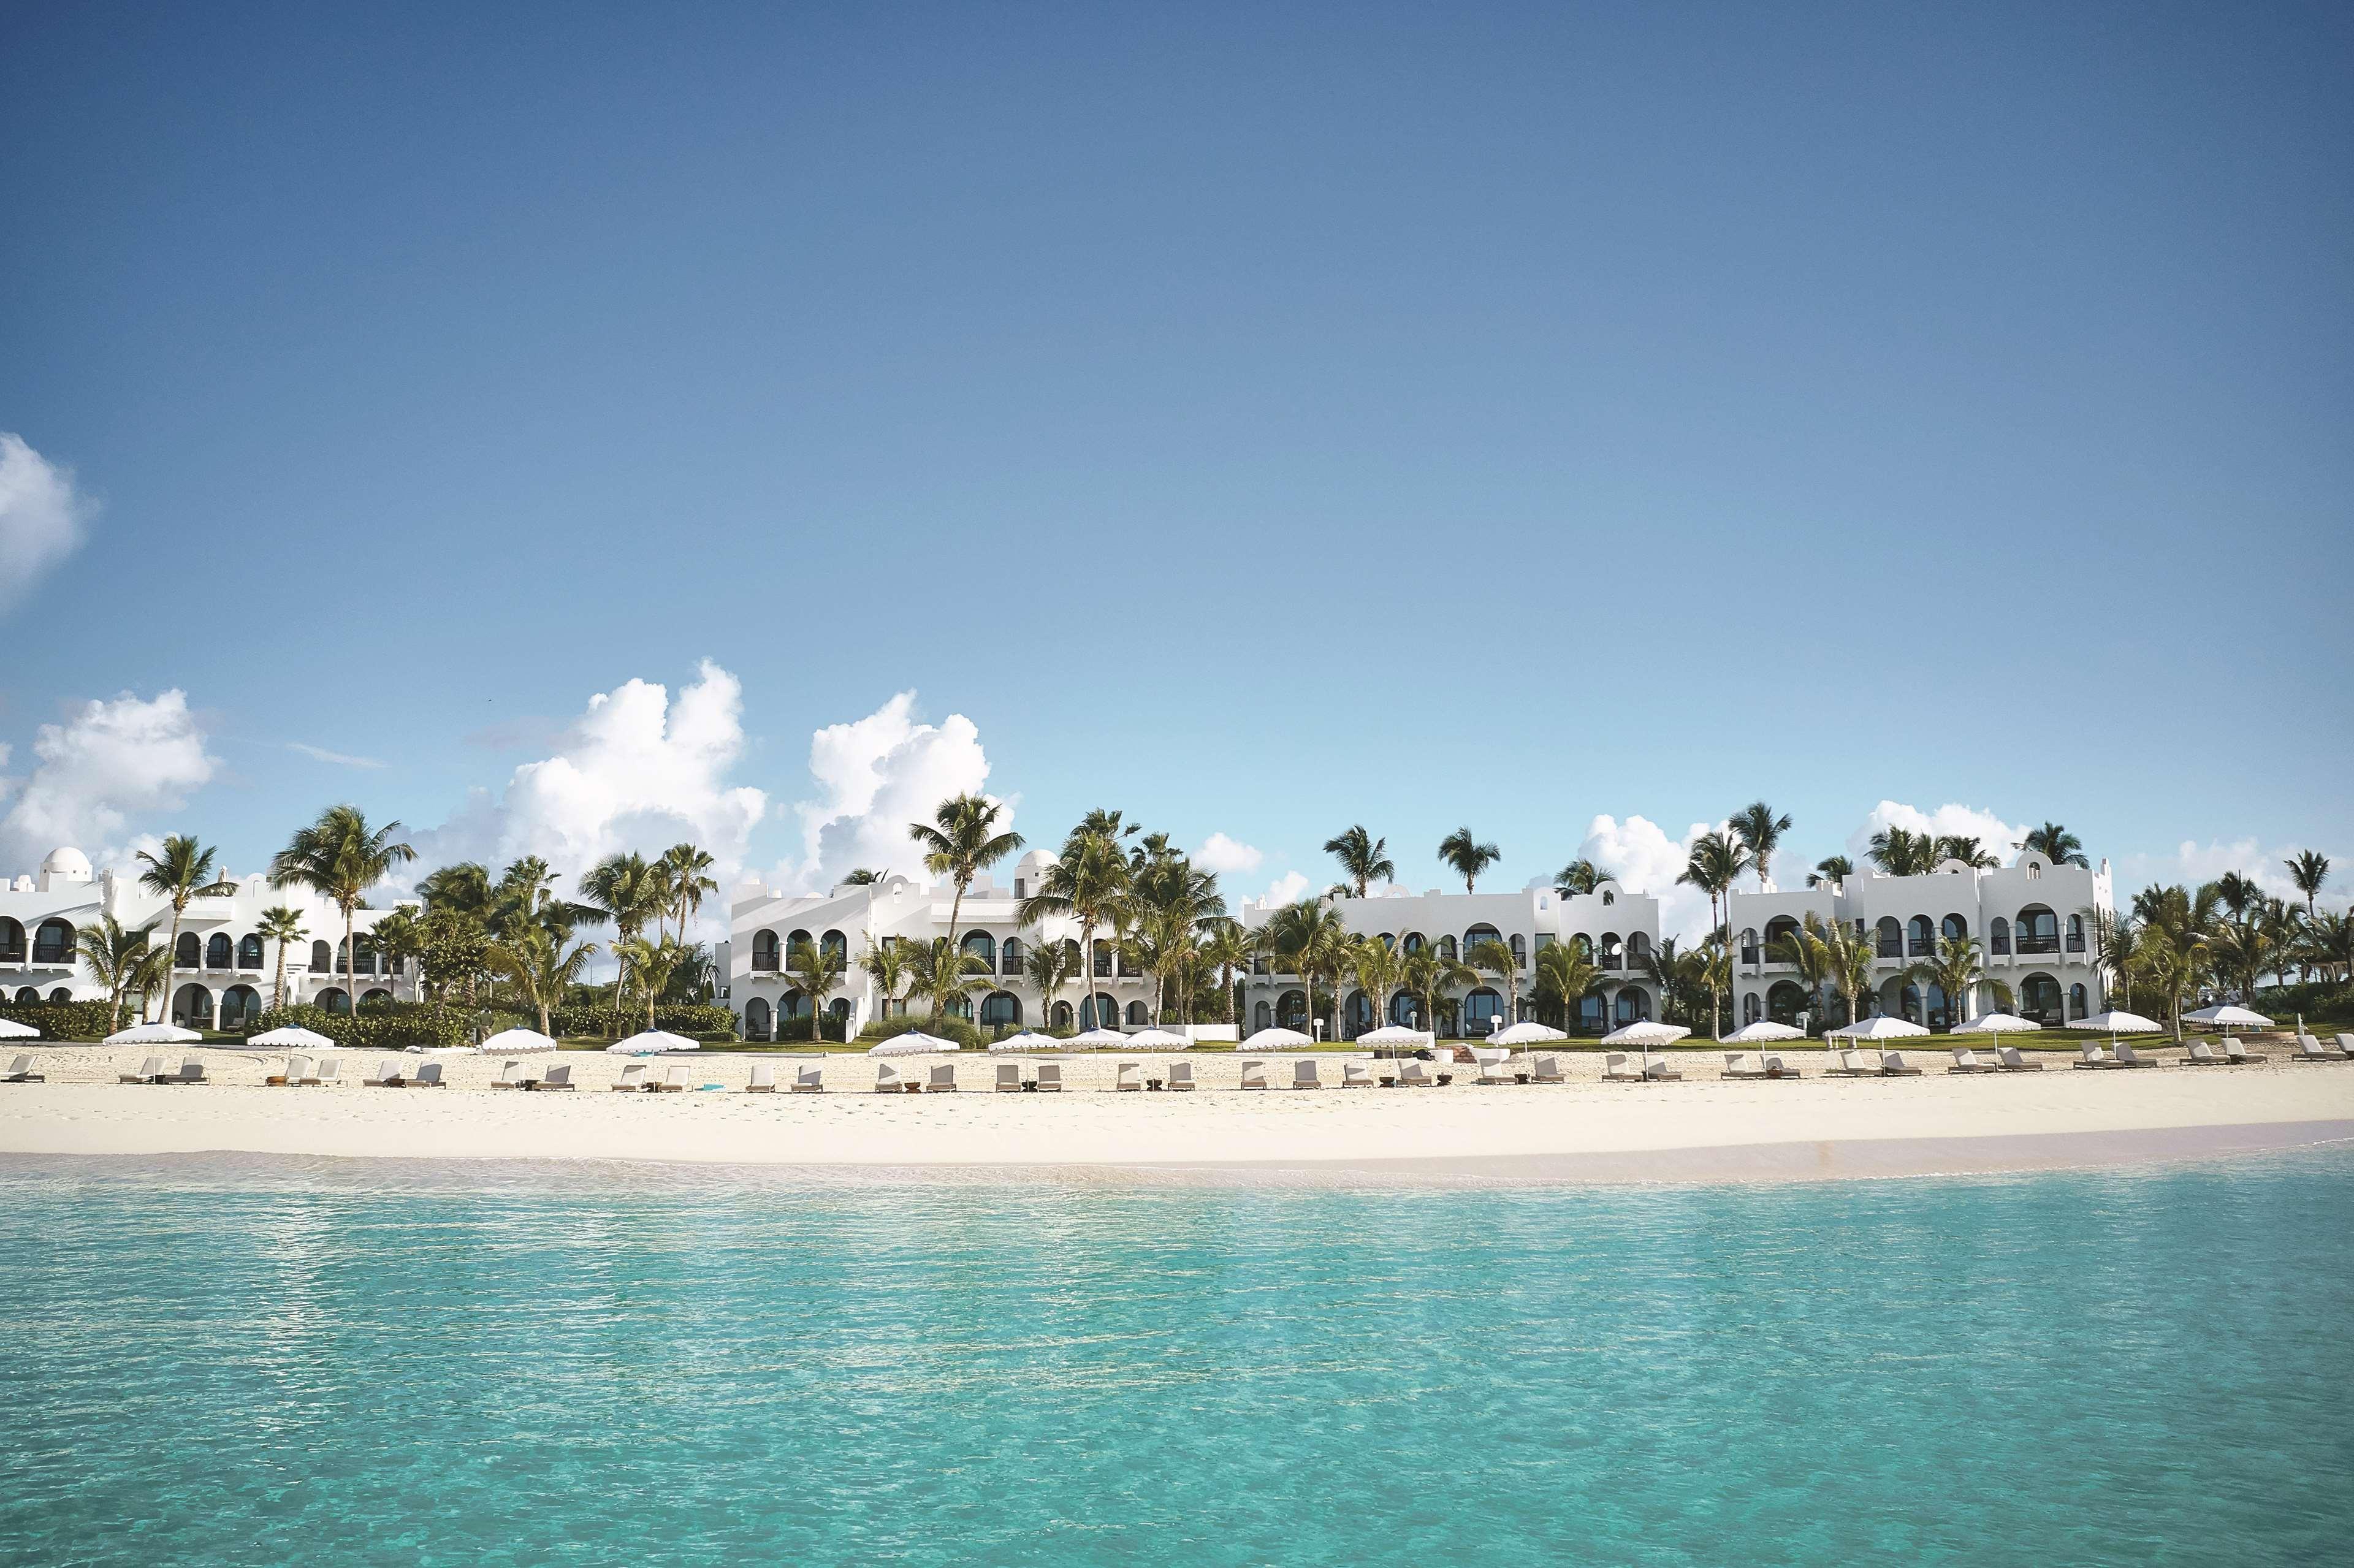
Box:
745 1062 776 1093
1398 1059 1437 1086
1762 1053 1802 1078
1166 1060 1197 1091
996 1062 1023 1092
1601 1052 1645 1083
1644 1051 1682 1083
1476 1060 1515 1085
166 1059 205 1084
3 1053 43 1083
2220 1038 2267 1064
1292 1060 1322 1089
309 1058 338 1086
1996 1046 2044 1071
1532 1055 1566 1083
2074 1043 2120 1070
1948 1048 1998 1074
875 1063 905 1093
1035 1062 1063 1092
1876 1051 1923 1077
792 1063 825 1092
653 1064 688 1092
120 1054 163 1084
2337 1033 2354 1058
2292 1033 2348 1062
490 1060 528 1088
1116 1061 1143 1092
1826 1049 1875 1078
613 1064 647 1092
535 1064 575 1090
367 1059 405 1087
265 1056 304 1087
926 1064 958 1092
1341 1061 1373 1087
1238 1060 1268 1090
1722 1052 1767 1080
2110 1043 2161 1068
411 1062 447 1087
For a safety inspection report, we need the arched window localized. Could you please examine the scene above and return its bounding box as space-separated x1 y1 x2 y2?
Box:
1084 992 1118 1029
172 983 213 1028
1764 916 1798 951
1402 932 1426 956
1464 924 1502 956
32 918 74 964
820 929 847 963
1613 987 1652 1023
176 932 201 969
1254 1000 1272 1032
1602 891 1615 906
238 934 265 969
1509 934 1528 968
12 987 34 1003
1125 1000 1148 1026
827 998 850 1024
308 938 330 973
961 931 996 969
1276 990 1308 1029
1345 991 1376 1035
2027 862 2041 881
1875 917 1902 957
2069 983 2088 1019
1000 937 1025 976
1942 913 1968 942
1570 934 1593 961
1052 1001 1075 1030
1388 991 1422 1027
318 987 349 1016
1743 992 1762 1024
980 991 1021 1029
1377 933 1395 952
361 988 390 1006
47 987 69 1002
1116 945 1141 979
0 917 25 962
1907 916 1933 957
2066 913 2085 953
1740 927 1761 965
1437 936 1457 963
1599 934 1623 970
206 933 232 970
2019 973 2062 1023
2015 905 2058 954
1990 916 2011 956
744 997 772 1041
1092 940 1113 978
221 984 261 1030
1625 932 1650 965
750 930 780 971
1463 987 1504 1033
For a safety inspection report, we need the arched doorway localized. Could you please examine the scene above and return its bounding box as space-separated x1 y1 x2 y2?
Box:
172 984 214 1029
1051 1000 1075 1030
1767 982 1808 1026
744 997 772 1040
220 984 261 1030
980 991 1021 1030
1463 987 1503 1035
1613 986 1653 1024
318 988 349 1016
2019 973 2062 1024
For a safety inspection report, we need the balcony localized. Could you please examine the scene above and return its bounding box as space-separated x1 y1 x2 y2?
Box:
1876 939 1902 959
1907 937 1933 957
2066 935 2085 954
1000 957 1023 976
2016 935 2060 956
1600 954 1623 971
1740 946 1760 966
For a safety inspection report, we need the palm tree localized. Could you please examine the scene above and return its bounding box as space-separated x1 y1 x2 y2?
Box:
2018 822 2088 867
1463 937 1520 1032
134 834 217 1025
1437 828 1499 894
487 926 598 1037
910 794 1024 959
1346 935 1406 1041
1932 835 2002 871
2302 911 2352 985
1023 934 1080 1030
1866 827 1937 878
1017 827 1134 1031
2081 906 2143 1011
1901 933 2000 1032
2136 927 2211 1041
2285 851 2330 916
1676 831 1748 1035
1532 939 1601 1033
1825 918 1878 1033
617 936 691 1032
370 907 425 1001
906 937 989 1022
1767 913 1838 1030
783 937 850 1040
1323 826 1395 899
74 916 165 1036
1808 855 1853 889
269 808 415 1023
843 867 884 886
1553 859 1601 897
1403 945 1479 1038
417 861 492 919
1197 920 1255 1026
858 937 912 1022
256 906 308 1011
1265 899 1349 1039
582 852 666 1034
1727 802 1790 892
657 843 719 942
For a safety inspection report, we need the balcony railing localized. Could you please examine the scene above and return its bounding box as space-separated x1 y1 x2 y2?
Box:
1876 938 1902 958
2066 935 2085 953
1740 946 1760 966
2017 935 2060 956
1600 954 1623 970
1908 937 1933 957
1000 957 1023 976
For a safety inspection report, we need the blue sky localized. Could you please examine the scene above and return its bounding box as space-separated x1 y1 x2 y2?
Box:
1 1 2348 931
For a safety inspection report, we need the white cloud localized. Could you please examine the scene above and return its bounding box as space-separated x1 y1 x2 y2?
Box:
288 742 384 769
0 689 218 873
0 434 92 612
2114 838 2347 913
787 692 997 894
409 661 767 917
1194 832 1263 875
1259 870 1311 906
1577 813 1719 940
1845 801 2029 871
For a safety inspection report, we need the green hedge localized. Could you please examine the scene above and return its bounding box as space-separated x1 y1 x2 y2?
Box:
856 1014 983 1050
548 1003 738 1041
246 1002 473 1052
769 1013 848 1044
0 1000 121 1042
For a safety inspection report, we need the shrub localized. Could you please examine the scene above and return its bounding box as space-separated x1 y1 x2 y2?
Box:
856 1013 982 1050
0 999 121 1042
246 1002 473 1052
770 1013 847 1043
547 1003 738 1041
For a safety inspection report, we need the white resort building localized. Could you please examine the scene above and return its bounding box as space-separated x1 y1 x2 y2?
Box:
0 846 421 1029
1724 851 2113 1030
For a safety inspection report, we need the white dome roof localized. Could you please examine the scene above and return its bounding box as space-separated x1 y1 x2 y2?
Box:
40 846 91 878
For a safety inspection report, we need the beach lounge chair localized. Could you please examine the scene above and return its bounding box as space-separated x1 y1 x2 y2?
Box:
2111 1042 2160 1068
1532 1055 1566 1084
537 1064 575 1091
1292 1060 1322 1089
1476 1057 1517 1085
1342 1060 1373 1088
2220 1038 2268 1064
120 1054 163 1084
1722 1052 1767 1080
3 1053 42 1083
411 1062 446 1087
2291 1035 2342 1063
1036 1062 1064 1092
875 1062 905 1093
2074 1042 2117 1070
1166 1060 1197 1092
1826 1049 1875 1079
1643 1051 1683 1083
1876 1051 1923 1077
654 1064 688 1092
489 1060 527 1088
1995 1046 2044 1071
1601 1052 1645 1083
166 1059 205 1084
310 1058 338 1086
996 1062 1023 1092
265 1057 300 1086
746 1062 776 1093
1398 1059 1437 1087
2182 1040 2225 1065
367 1059 404 1087
927 1064 958 1092
1949 1047 1998 1074
1239 1060 1268 1090
792 1063 825 1092
612 1064 647 1092
1116 1062 1143 1092
285 1055 313 1085
1762 1053 1801 1078
2337 1034 2354 1057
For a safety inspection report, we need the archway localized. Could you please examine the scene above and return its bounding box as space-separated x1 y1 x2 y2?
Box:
1124 1000 1148 1026
318 988 349 1015
1388 991 1423 1027
1081 991 1118 1029
1344 991 1376 1038
980 991 1021 1030
32 919 74 964
171 983 213 1029
175 932 202 969
1463 987 1503 1035
751 930 780 970
0 918 22 962
1767 982 1809 1026
744 997 772 1041
1613 986 1652 1024
1276 990 1308 1030
238 933 265 969
220 984 262 1029
1051 1001 1075 1030
2019 972 2062 1024
205 933 233 969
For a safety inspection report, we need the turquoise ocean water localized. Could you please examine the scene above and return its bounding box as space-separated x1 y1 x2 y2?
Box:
4 1149 2350 1566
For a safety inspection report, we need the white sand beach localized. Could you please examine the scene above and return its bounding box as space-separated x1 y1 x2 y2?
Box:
5 1043 2352 1181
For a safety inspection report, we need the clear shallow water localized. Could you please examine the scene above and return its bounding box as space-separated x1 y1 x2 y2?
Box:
4 1151 2350 1567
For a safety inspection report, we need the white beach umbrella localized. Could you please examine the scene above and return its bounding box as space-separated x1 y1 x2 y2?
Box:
105 1022 202 1045
479 1027 561 1056
2184 1004 2272 1030
1825 1015 1929 1041
0 1017 40 1040
1241 1026 1315 1051
1125 1027 1190 1051
1956 1013 2041 1035
248 1026 337 1050
987 1030 1065 1054
1488 1021 1568 1046
606 1030 699 1055
1721 1019 1807 1045
1066 1027 1130 1050
1357 1024 1432 1052
867 1030 962 1056
1598 1021 1691 1046
2074 1010 2164 1035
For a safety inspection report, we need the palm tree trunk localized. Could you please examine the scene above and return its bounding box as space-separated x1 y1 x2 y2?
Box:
156 910 181 1025
272 947 286 1011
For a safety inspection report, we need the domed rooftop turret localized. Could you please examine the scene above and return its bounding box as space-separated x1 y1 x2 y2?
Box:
39 846 93 888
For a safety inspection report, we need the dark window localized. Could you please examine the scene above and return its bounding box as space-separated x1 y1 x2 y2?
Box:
206 933 233 969
238 934 265 969
311 940 332 973
33 920 74 964
751 931 780 972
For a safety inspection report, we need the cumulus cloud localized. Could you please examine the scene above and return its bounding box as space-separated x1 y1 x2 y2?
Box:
0 434 92 612
2114 838 2347 912
1194 832 1263 875
409 662 768 911
0 690 218 873
1577 814 1719 940
1845 801 2030 870
288 741 384 769
787 692 997 894
1259 870 1311 906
